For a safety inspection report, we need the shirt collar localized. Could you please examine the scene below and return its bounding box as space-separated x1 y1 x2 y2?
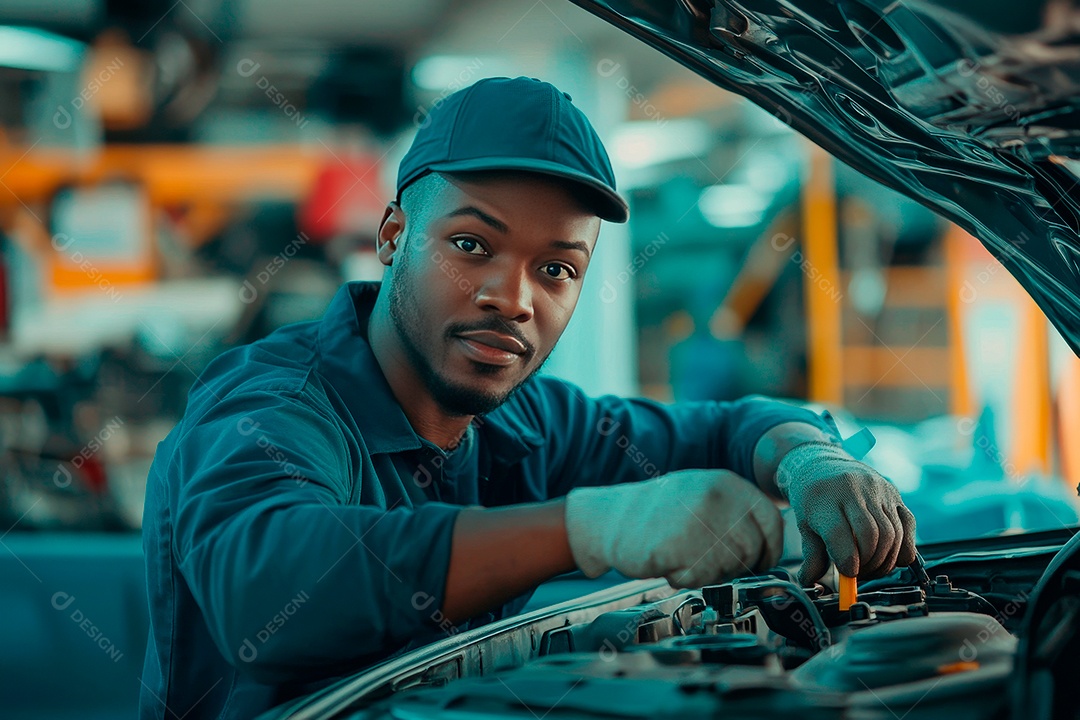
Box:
315 281 543 464
316 281 421 455
479 396 545 466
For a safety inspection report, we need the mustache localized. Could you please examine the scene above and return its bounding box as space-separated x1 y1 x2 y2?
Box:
447 318 535 358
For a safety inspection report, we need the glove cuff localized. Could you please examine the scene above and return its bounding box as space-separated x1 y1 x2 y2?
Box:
775 441 850 498
563 486 616 578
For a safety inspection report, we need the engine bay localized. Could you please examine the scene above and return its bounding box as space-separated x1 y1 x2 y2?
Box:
323 544 1064 720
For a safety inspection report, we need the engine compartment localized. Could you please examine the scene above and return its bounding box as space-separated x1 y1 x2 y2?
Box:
338 550 1046 720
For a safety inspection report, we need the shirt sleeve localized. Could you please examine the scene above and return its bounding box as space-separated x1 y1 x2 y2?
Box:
531 376 842 498
169 387 462 684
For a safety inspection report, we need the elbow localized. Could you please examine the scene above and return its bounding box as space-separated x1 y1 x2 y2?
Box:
223 622 349 685
213 594 390 685
232 636 299 685
232 637 342 685
217 607 315 684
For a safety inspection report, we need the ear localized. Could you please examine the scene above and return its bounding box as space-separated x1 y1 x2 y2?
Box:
376 201 406 266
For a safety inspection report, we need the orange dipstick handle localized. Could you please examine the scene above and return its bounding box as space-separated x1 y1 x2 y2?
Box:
839 574 858 611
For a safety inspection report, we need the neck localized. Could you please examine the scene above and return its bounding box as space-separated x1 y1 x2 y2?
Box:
367 297 473 451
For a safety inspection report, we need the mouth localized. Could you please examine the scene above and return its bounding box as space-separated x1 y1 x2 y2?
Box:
454 331 527 367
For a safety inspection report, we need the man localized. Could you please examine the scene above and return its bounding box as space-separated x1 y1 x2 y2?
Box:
140 76 916 719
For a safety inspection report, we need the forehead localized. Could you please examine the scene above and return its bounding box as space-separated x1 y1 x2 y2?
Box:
426 173 601 239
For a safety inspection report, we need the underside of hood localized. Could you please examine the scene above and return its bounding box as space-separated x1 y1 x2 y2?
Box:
571 0 1080 354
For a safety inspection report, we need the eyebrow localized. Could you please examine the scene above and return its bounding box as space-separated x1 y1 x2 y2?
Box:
551 239 592 258
444 206 508 234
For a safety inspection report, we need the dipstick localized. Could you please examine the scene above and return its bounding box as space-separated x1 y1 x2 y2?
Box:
838 573 857 611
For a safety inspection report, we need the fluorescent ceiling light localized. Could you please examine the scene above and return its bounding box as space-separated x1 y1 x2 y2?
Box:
0 26 83 72
698 183 770 228
743 153 795 193
411 55 501 91
610 119 710 170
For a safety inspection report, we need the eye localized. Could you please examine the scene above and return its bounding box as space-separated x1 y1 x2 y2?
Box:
451 236 489 256
541 263 576 281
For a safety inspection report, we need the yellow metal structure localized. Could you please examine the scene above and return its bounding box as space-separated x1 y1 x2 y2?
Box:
801 142 843 405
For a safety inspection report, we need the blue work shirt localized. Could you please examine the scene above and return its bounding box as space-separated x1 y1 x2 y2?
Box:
139 280 839 719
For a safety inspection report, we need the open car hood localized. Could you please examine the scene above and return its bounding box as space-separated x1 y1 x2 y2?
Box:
570 0 1080 354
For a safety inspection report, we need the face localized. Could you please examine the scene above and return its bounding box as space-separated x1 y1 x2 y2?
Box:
376 172 601 416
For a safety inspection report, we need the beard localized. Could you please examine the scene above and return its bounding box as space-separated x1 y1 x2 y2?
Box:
387 245 551 417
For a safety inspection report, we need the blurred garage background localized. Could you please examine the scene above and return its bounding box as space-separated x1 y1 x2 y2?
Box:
0 0 1078 716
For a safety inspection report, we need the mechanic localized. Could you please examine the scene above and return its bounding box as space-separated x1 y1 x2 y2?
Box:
139 76 917 719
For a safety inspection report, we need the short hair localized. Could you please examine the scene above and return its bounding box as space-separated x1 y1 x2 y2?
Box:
397 171 452 228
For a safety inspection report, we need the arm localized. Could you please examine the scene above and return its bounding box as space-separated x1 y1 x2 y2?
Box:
436 423 833 622
437 402 854 607
525 378 913 583
179 387 583 674
173 390 464 683
442 499 575 623
528 375 840 497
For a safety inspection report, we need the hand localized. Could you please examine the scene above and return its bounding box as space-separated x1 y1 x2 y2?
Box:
776 442 916 585
563 469 784 588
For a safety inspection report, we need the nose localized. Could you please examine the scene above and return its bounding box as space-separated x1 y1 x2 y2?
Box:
473 264 534 323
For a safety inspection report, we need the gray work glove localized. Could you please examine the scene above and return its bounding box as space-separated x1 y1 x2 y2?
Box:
564 469 784 588
776 442 917 585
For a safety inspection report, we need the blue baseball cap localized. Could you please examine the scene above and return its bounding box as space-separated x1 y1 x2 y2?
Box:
398 76 629 223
